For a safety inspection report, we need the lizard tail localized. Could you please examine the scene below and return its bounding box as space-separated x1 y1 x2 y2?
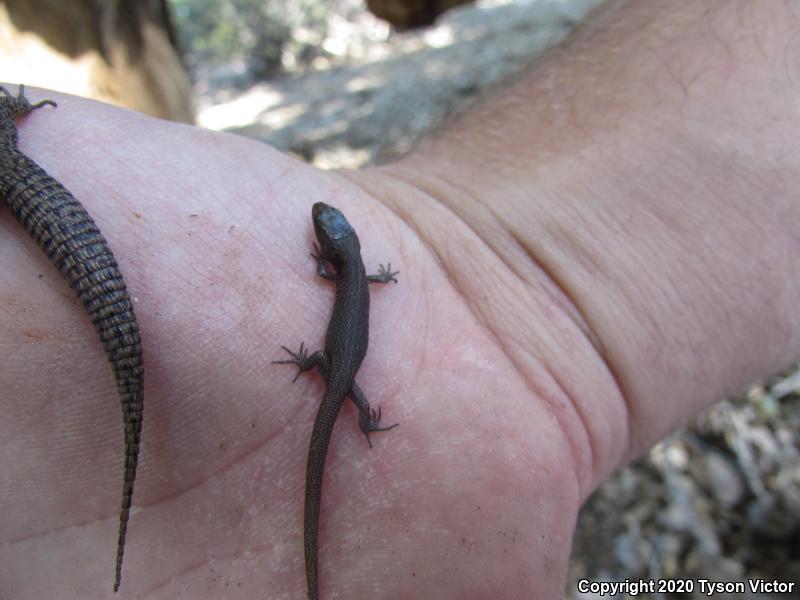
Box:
114 384 143 591
304 392 343 600
1 120 144 592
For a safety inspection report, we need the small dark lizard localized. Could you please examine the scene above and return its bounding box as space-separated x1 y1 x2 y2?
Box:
274 202 398 600
0 85 143 592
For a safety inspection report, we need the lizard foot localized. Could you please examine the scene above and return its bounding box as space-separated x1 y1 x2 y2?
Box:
272 341 313 383
0 84 57 116
361 405 399 448
368 263 399 284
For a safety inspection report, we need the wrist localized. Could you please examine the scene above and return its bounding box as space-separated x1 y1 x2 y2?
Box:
348 0 800 491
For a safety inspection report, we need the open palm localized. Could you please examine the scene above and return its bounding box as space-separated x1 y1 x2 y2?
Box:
0 93 580 599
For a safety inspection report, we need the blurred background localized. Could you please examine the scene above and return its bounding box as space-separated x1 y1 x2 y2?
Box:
1 1 798 597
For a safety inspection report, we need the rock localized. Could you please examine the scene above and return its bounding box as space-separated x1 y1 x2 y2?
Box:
703 452 745 508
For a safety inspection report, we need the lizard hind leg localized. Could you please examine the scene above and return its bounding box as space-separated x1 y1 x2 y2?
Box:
349 382 398 448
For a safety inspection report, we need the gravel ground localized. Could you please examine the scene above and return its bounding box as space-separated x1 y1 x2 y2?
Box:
192 1 800 596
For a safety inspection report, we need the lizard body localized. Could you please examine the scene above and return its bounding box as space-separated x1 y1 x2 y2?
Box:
0 85 143 592
274 202 398 599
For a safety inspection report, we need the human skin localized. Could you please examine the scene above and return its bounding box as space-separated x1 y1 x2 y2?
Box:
1 0 799 598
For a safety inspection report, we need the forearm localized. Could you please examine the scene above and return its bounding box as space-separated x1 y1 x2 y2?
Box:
353 0 800 487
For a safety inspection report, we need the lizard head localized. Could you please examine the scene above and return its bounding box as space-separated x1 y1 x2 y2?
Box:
312 202 358 259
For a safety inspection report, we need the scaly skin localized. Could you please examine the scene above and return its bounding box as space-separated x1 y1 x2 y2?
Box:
0 85 144 592
274 202 398 599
